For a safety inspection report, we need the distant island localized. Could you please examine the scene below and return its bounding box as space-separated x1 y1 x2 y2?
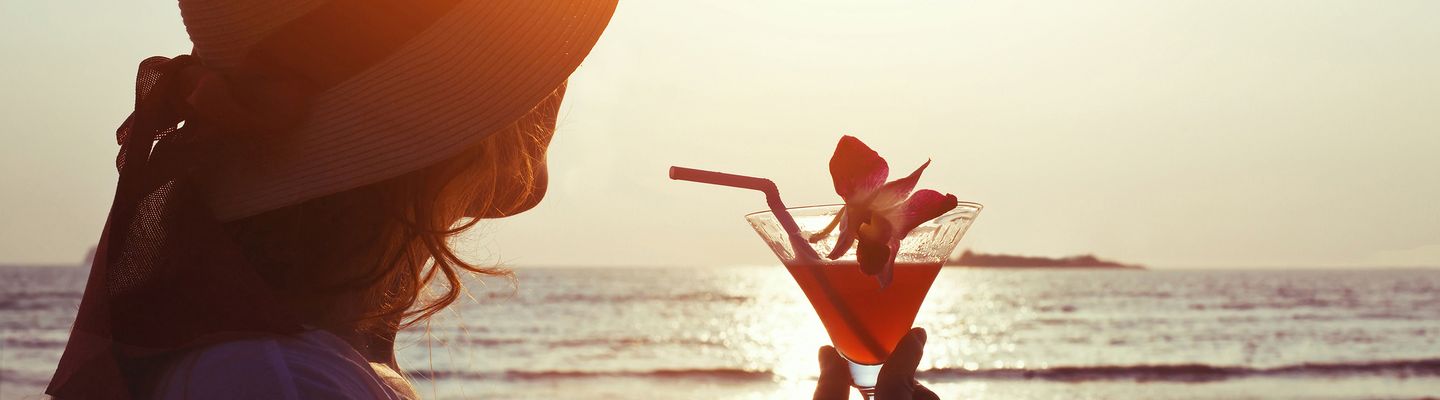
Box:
949 250 1144 269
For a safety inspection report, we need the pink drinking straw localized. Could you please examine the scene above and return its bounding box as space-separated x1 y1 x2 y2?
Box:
669 166 886 358
668 167 820 262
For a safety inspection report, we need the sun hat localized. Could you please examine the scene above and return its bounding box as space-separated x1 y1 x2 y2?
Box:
48 1 617 398
183 0 617 221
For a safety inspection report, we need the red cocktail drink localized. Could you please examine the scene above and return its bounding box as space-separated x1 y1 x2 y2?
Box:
669 141 980 399
745 203 980 397
787 261 941 364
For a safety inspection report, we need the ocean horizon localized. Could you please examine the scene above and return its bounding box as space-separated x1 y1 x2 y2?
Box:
5 265 1440 399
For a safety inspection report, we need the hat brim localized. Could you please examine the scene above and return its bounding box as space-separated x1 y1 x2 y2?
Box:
194 0 617 221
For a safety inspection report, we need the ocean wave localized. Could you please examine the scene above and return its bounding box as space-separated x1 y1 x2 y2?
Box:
456 337 527 347
549 336 722 349
0 290 82 301
0 295 80 312
405 359 1440 383
2 336 67 349
0 368 53 386
408 368 774 382
919 359 1440 382
444 336 725 349
539 292 750 304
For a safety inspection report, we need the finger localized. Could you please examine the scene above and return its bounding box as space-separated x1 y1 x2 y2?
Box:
878 328 927 390
813 346 851 400
912 381 940 400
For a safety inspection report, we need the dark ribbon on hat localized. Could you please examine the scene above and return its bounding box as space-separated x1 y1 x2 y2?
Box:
48 1 462 398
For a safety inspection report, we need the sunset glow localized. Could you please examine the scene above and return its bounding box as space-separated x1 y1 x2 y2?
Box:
3 1 1440 399
3 1 1438 269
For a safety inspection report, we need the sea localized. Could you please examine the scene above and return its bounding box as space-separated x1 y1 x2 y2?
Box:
3 265 1440 399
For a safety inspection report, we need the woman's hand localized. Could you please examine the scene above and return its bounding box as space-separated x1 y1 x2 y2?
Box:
813 328 940 400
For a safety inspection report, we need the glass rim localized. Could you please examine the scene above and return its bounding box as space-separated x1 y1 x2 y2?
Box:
743 201 983 219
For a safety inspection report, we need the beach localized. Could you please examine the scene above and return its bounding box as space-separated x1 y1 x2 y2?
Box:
4 266 1440 399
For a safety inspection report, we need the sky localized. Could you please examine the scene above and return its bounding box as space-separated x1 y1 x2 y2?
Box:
2 0 1438 268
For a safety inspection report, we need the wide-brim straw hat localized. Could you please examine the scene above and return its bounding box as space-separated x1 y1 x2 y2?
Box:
179 0 617 221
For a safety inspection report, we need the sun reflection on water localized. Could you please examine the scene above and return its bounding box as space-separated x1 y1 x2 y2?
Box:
728 265 1039 387
725 267 832 382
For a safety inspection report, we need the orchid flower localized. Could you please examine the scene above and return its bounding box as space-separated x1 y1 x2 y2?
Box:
809 136 958 287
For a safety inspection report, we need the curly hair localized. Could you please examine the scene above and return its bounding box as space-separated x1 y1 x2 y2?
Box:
223 90 559 337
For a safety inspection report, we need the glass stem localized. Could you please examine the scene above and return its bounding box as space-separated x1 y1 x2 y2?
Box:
848 359 882 400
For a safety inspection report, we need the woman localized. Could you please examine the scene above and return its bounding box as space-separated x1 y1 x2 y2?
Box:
48 1 936 398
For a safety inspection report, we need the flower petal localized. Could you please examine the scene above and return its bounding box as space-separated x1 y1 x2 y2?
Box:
829 136 889 201
826 207 863 259
876 240 898 288
884 189 959 239
854 221 894 276
869 160 930 208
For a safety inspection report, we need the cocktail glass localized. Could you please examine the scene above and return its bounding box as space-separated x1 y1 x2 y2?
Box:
745 203 981 399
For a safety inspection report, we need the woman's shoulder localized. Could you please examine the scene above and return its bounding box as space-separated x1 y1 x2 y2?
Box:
151 330 410 400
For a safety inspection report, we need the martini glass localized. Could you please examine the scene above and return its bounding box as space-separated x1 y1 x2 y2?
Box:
746 203 981 399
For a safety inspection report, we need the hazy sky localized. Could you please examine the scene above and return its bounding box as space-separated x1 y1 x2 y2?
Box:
2 1 1438 268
